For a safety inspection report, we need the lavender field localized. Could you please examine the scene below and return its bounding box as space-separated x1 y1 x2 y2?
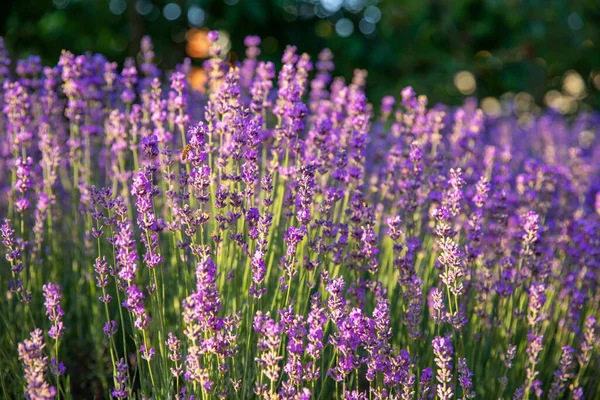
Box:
0 33 599 399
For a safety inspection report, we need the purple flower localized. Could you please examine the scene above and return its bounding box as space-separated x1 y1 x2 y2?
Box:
418 368 433 400
521 210 540 257
182 255 222 331
94 256 110 290
1 219 26 294
548 346 575 399
249 212 272 298
281 310 306 385
527 282 546 327
103 320 118 337
250 61 275 117
15 156 33 195
380 95 395 117
524 333 544 393
207 30 219 42
386 215 404 241
166 332 183 377
326 276 347 324
504 344 517 369
306 294 327 366
4 81 32 148
432 336 454 400
579 315 596 367
281 225 306 278
0 38 10 81
18 329 57 400
443 168 465 217
140 344 155 361
295 163 316 226
112 358 129 398
458 358 475 398
372 298 392 341
240 35 261 88
122 284 150 330
120 63 137 104
43 283 65 340
573 387 585 400
254 312 283 385
50 358 66 376
344 390 367 400
115 217 139 285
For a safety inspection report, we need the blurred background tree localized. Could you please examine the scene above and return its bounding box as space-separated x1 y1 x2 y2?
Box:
1 0 599 112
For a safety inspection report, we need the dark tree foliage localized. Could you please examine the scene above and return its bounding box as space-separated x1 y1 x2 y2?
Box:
1 0 599 107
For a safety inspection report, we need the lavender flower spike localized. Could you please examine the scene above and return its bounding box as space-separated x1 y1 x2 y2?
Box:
432 336 454 400
18 329 57 400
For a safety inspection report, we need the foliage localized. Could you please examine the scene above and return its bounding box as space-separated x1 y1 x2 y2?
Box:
1 0 599 106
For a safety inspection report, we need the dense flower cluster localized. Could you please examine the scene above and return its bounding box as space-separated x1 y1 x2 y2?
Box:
18 329 57 400
0 33 599 399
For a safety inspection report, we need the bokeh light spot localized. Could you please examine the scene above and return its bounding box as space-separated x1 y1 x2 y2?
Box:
593 73 600 91
544 90 561 108
322 0 343 13
481 97 501 117
567 12 583 30
364 6 381 24
359 19 375 35
189 67 207 92
163 3 181 21
188 6 205 27
454 71 476 95
53 0 69 9
335 18 354 38
136 0 153 16
109 0 126 15
515 92 534 114
579 129 595 149
316 20 333 38
563 70 586 98
185 29 210 58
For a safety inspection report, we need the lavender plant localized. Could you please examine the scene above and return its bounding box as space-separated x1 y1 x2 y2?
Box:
0 33 599 400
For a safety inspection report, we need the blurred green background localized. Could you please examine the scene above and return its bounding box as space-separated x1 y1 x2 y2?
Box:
1 0 600 111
